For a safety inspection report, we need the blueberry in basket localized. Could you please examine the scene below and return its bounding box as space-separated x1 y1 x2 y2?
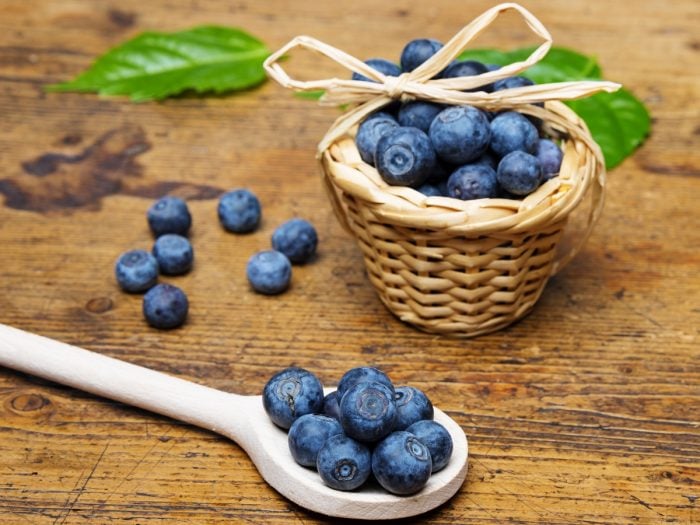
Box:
375 127 437 187
352 58 401 82
429 105 491 164
497 150 543 196
447 163 499 200
355 114 399 166
262 366 454 496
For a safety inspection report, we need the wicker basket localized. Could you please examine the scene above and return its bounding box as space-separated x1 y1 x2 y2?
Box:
265 3 619 337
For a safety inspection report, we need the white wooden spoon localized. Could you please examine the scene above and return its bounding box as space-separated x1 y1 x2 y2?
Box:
0 323 468 520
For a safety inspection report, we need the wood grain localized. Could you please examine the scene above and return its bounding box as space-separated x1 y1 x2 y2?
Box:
0 0 698 523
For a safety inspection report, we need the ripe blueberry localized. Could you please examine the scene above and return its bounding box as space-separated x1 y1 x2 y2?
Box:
317 434 372 491
447 163 499 201
322 391 341 420
152 233 193 275
336 366 395 402
496 150 543 196
262 367 324 430
397 101 443 133
218 189 261 233
400 38 443 73
115 249 158 293
429 105 491 164
442 60 492 91
351 58 401 82
246 250 292 295
356 115 399 166
371 431 432 495
271 218 318 265
489 111 539 158
142 283 188 329
536 138 564 180
340 381 397 442
288 414 343 467
406 420 453 473
394 385 434 430
147 196 191 237
375 127 437 187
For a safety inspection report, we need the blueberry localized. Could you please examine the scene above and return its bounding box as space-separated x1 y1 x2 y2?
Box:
400 38 443 73
262 367 324 430
397 101 443 133
351 58 401 83
446 163 499 201
394 386 434 430
152 234 193 275
406 420 453 473
142 283 188 329
375 127 437 187
115 249 158 293
417 182 444 197
429 105 491 164
493 75 535 91
496 151 543 196
271 218 318 265
316 434 372 491
336 366 395 402
218 189 261 233
371 431 432 495
147 196 191 237
246 250 291 295
323 391 342 420
356 115 399 166
442 60 492 91
489 111 539 158
473 152 499 170
288 414 343 467
339 381 397 442
536 138 564 180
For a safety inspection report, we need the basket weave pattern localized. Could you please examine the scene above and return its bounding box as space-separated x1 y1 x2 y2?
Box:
265 3 618 336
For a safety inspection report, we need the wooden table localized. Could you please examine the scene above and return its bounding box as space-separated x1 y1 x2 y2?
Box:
1 1 698 523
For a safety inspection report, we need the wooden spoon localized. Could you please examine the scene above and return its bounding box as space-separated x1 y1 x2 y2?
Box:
0 323 468 520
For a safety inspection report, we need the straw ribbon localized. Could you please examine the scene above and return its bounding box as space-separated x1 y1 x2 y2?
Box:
264 2 621 157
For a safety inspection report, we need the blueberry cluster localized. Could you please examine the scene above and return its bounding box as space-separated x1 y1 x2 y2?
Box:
114 195 193 329
263 366 453 495
114 191 319 329
353 38 564 200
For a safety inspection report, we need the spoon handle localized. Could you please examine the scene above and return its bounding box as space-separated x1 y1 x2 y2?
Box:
0 323 250 441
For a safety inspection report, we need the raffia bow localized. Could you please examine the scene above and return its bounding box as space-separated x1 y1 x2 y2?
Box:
263 2 621 158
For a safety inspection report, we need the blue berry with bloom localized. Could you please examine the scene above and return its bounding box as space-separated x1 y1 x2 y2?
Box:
351 58 401 82
397 101 443 133
375 127 437 187
271 218 318 265
447 163 499 201
336 366 395 402
115 249 158 293
489 111 539 158
317 434 372 491
142 283 188 329
536 138 564 180
400 38 443 72
246 250 291 295
340 381 397 442
147 196 191 237
218 189 261 233
406 419 453 473
394 385 434 430
371 431 432 495
262 367 324 430
356 115 399 166
429 105 491 164
497 150 543 196
152 233 193 275
288 414 343 467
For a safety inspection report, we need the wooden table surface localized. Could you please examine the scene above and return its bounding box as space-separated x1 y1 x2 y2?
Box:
1 0 698 523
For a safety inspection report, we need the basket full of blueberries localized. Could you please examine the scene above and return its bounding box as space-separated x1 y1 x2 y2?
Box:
300 33 607 337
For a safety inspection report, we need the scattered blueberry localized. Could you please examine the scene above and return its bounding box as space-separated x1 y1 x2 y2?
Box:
246 250 292 295
147 196 191 237
536 138 564 180
406 420 453 473
397 101 443 133
400 38 443 73
152 234 193 275
394 385 434 430
218 189 261 233
288 414 343 467
497 150 543 196
142 283 189 329
340 381 397 442
371 431 432 495
322 391 342 420
317 434 372 491
115 249 158 293
271 218 318 265
375 126 437 187
356 115 400 166
429 105 491 164
351 58 401 82
262 367 324 429
489 111 539 158
447 163 499 201
336 366 395 402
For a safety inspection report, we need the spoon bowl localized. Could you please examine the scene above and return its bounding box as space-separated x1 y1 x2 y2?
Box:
0 324 468 520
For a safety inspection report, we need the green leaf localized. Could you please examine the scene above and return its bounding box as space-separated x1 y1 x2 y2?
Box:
459 46 650 168
47 26 270 101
